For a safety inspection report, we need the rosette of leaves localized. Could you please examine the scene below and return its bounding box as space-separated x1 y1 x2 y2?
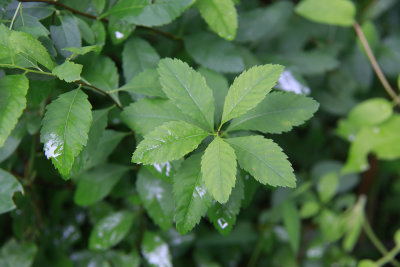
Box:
123 58 319 234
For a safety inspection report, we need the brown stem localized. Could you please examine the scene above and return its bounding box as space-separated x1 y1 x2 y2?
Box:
76 81 123 110
17 0 182 41
354 22 400 106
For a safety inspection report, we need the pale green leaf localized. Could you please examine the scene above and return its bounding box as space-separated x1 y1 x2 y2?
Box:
132 121 208 164
282 200 300 253
300 201 320 218
121 98 190 135
63 45 102 56
119 68 166 98
208 175 244 235
137 167 174 230
221 64 284 125
102 0 194 27
158 58 215 130
40 89 92 178
317 172 338 203
342 196 366 251
174 154 213 234
227 92 319 134
348 98 393 127
184 32 244 73
295 0 356 27
196 0 237 41
201 137 237 203
0 239 37 267
74 164 129 206
141 232 172 267
358 260 378 267
52 61 83 83
0 169 23 214
89 211 134 250
50 15 81 58
0 74 29 147
226 136 296 187
122 38 160 82
394 229 400 247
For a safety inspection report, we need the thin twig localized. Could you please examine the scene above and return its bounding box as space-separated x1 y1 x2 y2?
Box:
354 22 400 106
76 81 123 110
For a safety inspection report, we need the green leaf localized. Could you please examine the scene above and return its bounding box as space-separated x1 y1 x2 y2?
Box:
0 239 37 267
89 211 134 250
0 123 25 163
92 0 106 14
141 232 172 267
394 229 400 247
198 67 229 125
50 15 82 58
158 58 215 131
77 17 95 45
102 0 194 27
226 136 296 187
52 61 83 83
201 137 237 203
348 98 393 127
358 260 378 267
342 196 366 251
228 92 319 134
208 175 244 235
0 74 29 147
221 64 284 125
40 89 92 178
121 98 190 135
108 16 135 45
174 154 213 234
109 250 141 267
91 20 106 47
137 167 174 230
184 32 244 73
196 0 237 41
74 164 129 206
295 0 356 27
132 121 208 164
14 14 49 38
282 200 300 253
119 68 166 98
122 38 160 82
63 45 102 57
0 169 23 214
317 172 339 203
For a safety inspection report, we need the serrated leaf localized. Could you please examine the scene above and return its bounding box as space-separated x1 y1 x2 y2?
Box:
282 200 300 253
137 167 174 230
141 232 172 267
158 58 215 131
201 137 237 203
52 61 83 83
40 89 92 178
173 154 213 234
74 164 129 206
208 175 244 235
0 75 29 147
102 0 194 27
184 32 244 73
132 121 208 164
226 136 296 187
196 0 237 41
50 15 81 58
122 38 160 82
221 64 284 125
295 0 355 27
89 211 134 250
0 169 23 214
227 92 319 134
120 68 166 98
121 98 190 135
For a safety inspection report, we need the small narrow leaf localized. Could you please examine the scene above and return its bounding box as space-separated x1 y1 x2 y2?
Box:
0 168 23 214
226 136 296 187
74 164 129 206
295 0 355 27
141 232 172 267
227 92 319 134
196 0 238 41
0 75 29 147
221 64 284 125
282 201 300 253
89 211 134 250
173 154 213 234
137 167 174 230
121 98 191 135
201 137 237 203
40 89 92 178
132 121 208 164
52 61 83 83
208 175 244 235
158 58 215 131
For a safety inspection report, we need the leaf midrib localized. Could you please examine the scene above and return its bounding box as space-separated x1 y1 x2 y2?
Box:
61 90 80 165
